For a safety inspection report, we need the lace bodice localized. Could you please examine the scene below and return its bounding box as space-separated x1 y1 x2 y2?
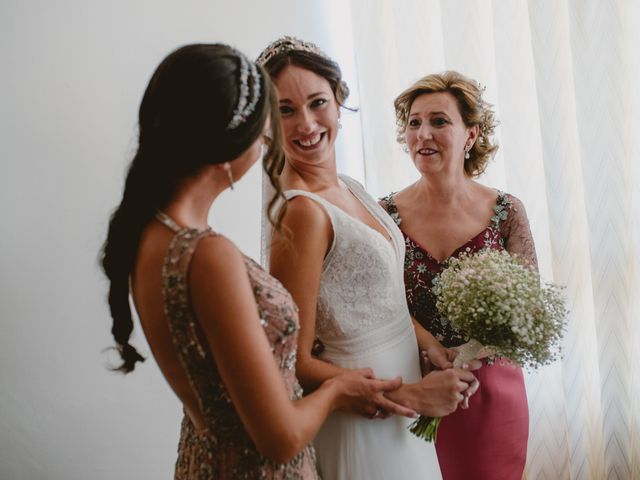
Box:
380 192 538 347
156 213 318 479
283 175 413 359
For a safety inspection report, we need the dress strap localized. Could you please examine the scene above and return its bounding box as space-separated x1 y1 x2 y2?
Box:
490 191 512 229
282 189 339 269
162 227 217 361
380 193 402 227
155 210 183 233
283 189 338 224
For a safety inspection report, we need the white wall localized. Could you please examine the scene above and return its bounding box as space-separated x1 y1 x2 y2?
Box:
0 1 340 478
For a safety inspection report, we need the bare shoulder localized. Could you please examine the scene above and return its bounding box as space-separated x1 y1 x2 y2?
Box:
272 194 333 266
281 195 331 235
187 234 260 323
190 234 245 282
387 183 414 210
471 181 501 203
470 182 528 216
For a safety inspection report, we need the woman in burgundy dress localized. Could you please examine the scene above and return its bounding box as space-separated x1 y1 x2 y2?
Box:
381 71 538 480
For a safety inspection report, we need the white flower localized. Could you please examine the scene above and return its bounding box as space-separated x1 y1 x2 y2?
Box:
434 249 567 370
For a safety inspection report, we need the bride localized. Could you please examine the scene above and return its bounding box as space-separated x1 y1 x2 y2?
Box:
258 37 479 480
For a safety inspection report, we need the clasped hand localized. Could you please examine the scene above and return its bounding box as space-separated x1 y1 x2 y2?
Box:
420 345 481 411
331 368 418 419
327 346 481 419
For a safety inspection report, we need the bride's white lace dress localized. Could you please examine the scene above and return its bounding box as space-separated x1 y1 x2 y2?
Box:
281 175 441 480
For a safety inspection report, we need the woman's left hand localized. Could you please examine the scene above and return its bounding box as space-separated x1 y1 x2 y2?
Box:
425 345 456 370
421 345 482 409
459 376 480 409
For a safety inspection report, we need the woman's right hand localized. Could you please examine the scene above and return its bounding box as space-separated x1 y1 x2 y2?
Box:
385 368 478 418
328 368 418 419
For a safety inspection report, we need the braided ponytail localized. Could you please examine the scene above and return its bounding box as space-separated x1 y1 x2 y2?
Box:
101 44 279 373
101 152 172 372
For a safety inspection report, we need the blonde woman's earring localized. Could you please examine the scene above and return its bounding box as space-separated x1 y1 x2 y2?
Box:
464 145 471 160
225 162 235 190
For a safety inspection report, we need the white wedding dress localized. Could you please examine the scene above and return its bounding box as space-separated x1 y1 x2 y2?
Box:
280 175 441 480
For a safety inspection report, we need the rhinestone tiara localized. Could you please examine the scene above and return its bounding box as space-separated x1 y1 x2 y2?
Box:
226 50 261 130
256 35 331 66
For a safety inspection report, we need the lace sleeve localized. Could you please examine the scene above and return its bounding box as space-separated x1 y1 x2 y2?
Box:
501 194 539 271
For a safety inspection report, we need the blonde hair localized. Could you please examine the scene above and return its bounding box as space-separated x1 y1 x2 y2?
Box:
394 70 498 177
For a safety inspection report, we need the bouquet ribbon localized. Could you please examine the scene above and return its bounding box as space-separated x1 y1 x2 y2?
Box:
453 339 484 368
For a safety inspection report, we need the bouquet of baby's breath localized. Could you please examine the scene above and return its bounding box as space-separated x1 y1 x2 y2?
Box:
409 249 567 442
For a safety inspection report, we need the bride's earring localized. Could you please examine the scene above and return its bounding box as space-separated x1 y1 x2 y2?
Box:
224 162 235 190
464 144 471 160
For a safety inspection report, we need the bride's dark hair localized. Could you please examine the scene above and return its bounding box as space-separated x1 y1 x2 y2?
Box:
101 44 284 373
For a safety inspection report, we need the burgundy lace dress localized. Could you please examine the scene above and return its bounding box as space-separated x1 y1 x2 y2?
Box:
381 192 537 480
157 213 318 479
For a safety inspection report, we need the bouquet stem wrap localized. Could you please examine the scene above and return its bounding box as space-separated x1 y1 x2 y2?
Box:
452 339 484 368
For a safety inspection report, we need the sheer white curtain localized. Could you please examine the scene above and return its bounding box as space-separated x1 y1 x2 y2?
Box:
334 0 640 478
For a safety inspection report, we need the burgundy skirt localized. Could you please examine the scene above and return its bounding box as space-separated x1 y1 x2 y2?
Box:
436 360 528 480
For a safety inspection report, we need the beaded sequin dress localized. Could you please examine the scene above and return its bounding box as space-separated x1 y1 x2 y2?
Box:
381 192 537 480
156 213 319 480
282 176 441 480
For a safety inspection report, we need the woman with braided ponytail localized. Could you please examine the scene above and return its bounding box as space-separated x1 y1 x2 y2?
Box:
101 44 407 479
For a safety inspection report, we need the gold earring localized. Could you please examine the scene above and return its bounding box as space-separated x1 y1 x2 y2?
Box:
225 162 234 190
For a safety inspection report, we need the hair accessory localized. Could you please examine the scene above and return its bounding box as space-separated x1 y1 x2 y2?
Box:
226 51 261 130
473 81 496 147
256 35 330 66
473 81 488 119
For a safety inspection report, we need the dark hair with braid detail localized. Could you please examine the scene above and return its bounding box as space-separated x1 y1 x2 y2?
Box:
101 44 284 373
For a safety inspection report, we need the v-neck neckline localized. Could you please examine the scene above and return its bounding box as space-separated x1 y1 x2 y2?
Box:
406 228 490 265
285 177 397 253
385 191 505 264
338 178 395 251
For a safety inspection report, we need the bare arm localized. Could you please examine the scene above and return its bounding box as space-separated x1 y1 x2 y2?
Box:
191 236 405 463
269 196 347 390
386 318 480 415
385 368 478 417
412 318 454 369
269 197 415 418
